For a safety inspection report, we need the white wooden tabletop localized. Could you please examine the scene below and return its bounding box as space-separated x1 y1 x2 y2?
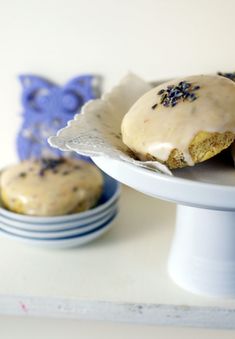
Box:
0 186 235 329
1 316 234 339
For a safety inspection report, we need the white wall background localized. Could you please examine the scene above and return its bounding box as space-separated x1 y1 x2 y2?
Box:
0 0 235 165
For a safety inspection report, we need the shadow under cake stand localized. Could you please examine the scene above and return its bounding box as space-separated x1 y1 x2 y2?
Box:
93 155 235 298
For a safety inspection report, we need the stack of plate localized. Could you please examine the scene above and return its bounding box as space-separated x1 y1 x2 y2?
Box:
0 173 120 249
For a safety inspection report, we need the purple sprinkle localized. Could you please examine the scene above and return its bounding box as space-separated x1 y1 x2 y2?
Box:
156 80 200 108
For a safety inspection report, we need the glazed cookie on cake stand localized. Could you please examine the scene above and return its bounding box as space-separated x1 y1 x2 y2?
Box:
49 73 235 297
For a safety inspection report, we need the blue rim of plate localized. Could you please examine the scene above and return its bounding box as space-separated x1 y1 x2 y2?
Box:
0 197 119 229
0 207 118 234
0 210 117 241
0 172 120 224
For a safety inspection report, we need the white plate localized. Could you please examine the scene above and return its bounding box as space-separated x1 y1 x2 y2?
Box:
0 200 118 231
0 212 117 249
0 208 118 239
94 156 235 211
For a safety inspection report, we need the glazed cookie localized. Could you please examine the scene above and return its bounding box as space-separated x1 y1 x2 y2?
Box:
121 75 235 169
0 158 103 216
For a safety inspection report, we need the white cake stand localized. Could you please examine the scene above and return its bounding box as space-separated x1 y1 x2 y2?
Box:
93 155 235 298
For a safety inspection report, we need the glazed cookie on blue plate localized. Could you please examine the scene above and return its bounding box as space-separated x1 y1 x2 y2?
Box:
0 158 103 216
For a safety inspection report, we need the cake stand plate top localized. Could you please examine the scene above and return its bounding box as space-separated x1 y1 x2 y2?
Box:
93 155 235 211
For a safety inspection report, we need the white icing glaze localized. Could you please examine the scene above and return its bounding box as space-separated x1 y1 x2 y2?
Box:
121 75 235 165
147 142 173 162
0 159 103 216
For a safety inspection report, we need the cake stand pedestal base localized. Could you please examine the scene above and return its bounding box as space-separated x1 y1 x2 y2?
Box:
168 205 235 298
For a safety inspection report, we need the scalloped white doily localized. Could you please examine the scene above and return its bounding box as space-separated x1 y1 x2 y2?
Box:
48 73 172 175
